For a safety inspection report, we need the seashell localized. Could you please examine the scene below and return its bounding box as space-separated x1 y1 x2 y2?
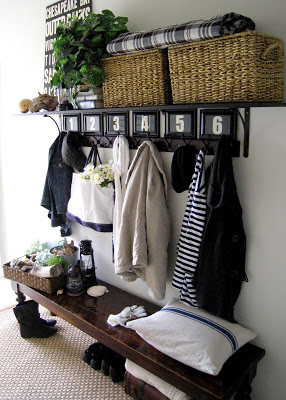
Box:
87 285 109 297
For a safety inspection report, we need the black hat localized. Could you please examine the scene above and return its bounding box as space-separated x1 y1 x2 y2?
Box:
61 131 87 172
171 145 196 193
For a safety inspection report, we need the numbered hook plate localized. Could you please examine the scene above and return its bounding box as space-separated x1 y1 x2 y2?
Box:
133 111 160 137
63 114 80 132
106 112 129 136
165 110 196 138
83 113 103 135
200 109 237 140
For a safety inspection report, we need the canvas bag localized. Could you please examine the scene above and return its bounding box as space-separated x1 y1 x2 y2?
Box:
66 144 114 232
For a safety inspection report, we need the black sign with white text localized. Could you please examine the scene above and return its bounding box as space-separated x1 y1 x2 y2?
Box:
44 0 92 94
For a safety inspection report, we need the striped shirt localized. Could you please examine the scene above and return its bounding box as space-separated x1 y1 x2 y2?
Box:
172 149 207 307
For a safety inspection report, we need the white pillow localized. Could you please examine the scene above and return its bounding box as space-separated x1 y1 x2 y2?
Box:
126 298 257 376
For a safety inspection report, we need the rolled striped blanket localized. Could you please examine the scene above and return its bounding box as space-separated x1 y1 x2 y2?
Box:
106 12 255 55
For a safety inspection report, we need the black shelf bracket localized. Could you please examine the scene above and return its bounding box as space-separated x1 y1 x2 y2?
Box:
244 108 250 158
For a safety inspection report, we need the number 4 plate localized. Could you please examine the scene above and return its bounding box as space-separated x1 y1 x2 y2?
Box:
200 109 237 140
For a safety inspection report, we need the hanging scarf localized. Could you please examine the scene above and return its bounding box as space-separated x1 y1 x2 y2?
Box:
172 149 207 307
112 136 130 265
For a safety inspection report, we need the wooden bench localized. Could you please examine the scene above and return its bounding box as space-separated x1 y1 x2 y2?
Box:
11 279 265 400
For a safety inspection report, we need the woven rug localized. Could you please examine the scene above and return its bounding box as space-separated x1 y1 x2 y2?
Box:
0 305 132 400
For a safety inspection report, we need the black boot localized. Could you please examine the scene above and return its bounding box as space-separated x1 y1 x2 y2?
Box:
109 354 126 383
13 300 57 338
82 341 102 364
40 318 57 327
101 347 117 376
90 344 108 370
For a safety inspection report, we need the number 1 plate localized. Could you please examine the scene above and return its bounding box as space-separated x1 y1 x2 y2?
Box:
63 115 80 132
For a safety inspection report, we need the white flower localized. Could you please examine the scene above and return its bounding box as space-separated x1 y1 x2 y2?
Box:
106 171 114 180
84 163 95 173
80 174 90 182
80 160 114 188
93 173 105 184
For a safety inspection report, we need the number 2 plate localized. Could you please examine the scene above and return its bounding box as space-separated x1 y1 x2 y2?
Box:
83 114 102 135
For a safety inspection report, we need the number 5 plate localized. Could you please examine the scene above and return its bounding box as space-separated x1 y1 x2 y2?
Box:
165 110 196 138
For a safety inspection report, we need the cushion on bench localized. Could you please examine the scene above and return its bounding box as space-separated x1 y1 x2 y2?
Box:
127 298 257 376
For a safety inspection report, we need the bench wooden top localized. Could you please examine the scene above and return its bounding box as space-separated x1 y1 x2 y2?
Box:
12 280 265 400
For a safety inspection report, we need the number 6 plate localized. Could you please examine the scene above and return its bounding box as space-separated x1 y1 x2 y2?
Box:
200 109 237 140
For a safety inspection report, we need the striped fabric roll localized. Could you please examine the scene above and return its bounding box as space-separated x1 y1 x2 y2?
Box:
172 149 206 307
106 13 255 55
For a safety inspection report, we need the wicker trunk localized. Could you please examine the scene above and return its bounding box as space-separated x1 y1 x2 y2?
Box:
102 49 171 107
168 31 284 103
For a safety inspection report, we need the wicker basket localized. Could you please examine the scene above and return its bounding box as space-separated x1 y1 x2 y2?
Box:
102 49 171 107
3 263 65 294
168 31 284 103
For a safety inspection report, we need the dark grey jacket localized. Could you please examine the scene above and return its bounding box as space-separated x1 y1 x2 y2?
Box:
194 135 247 322
41 132 73 235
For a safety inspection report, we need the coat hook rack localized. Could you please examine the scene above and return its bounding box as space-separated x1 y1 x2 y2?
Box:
27 102 286 157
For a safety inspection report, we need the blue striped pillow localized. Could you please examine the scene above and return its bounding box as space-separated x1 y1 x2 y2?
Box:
127 298 257 375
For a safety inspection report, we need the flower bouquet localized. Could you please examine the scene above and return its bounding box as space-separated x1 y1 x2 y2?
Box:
80 160 114 188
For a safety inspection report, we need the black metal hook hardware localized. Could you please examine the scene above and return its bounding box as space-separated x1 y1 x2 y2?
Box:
236 108 250 158
43 114 61 135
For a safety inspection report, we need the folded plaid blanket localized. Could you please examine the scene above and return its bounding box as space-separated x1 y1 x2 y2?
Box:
107 12 255 55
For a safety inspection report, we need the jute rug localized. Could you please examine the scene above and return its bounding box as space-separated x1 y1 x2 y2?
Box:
0 305 132 400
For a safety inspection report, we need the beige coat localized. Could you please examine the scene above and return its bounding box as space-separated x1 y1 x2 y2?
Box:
115 141 170 300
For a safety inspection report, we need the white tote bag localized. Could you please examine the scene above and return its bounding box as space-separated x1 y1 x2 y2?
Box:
66 145 114 232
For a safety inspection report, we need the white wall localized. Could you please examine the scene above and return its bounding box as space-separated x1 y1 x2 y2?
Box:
0 1 286 399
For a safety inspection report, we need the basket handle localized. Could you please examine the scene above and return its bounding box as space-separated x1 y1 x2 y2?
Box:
261 41 283 61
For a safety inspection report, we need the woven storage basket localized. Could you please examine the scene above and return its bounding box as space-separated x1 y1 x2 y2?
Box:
3 263 65 294
168 31 284 103
102 49 170 107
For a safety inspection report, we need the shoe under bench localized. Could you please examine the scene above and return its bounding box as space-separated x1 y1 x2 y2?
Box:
10 279 265 400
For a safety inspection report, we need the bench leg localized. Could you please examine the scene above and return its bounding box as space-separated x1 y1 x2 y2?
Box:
234 382 252 400
11 281 26 304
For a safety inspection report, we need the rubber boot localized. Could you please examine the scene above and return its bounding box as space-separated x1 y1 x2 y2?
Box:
13 300 57 338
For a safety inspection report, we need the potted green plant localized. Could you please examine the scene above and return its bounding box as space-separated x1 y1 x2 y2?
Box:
50 9 128 92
